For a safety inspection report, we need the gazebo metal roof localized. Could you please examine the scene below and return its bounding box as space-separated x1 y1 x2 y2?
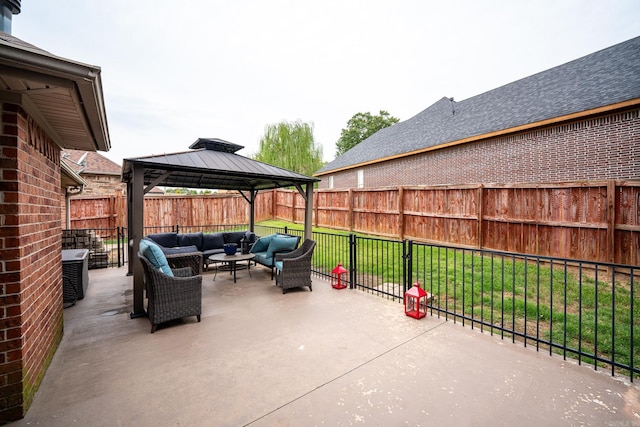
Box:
121 138 319 191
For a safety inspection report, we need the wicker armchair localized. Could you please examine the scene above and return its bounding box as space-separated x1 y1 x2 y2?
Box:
165 251 203 275
138 253 203 333
275 239 316 294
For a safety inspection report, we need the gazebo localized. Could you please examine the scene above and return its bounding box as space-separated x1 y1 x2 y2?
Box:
121 138 320 318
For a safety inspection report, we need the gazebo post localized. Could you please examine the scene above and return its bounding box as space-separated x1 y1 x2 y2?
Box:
249 190 257 233
239 190 258 233
126 179 133 276
304 183 313 240
130 163 146 318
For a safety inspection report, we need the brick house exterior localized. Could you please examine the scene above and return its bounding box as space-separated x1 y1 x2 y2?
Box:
325 109 640 189
62 150 125 197
0 28 110 423
1 107 65 420
316 37 640 189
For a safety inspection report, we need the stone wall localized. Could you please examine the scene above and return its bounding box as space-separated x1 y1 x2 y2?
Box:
75 173 125 197
62 229 110 269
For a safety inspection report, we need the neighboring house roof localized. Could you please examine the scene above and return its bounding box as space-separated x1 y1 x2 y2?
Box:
317 36 640 175
0 32 110 152
62 149 121 176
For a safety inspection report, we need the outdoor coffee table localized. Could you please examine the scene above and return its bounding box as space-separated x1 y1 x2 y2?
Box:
208 253 255 283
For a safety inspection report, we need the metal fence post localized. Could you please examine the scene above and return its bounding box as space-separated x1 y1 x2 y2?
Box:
349 233 356 289
117 227 122 268
403 239 413 294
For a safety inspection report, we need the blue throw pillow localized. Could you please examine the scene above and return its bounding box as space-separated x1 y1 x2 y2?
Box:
250 235 272 253
266 235 298 258
140 239 174 277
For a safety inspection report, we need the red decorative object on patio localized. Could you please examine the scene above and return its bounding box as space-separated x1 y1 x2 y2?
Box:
404 281 430 319
331 263 348 289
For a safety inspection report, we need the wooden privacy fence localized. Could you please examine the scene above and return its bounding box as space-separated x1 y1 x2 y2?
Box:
69 195 126 230
69 180 640 266
304 180 638 266
69 192 274 231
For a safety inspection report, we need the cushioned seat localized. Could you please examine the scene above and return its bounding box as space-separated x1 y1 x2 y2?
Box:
138 243 202 333
249 233 300 279
275 239 316 294
144 230 255 271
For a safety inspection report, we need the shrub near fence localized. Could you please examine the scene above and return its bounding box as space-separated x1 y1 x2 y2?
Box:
68 179 640 267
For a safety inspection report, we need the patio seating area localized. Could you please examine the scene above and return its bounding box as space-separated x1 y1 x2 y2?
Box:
11 264 639 426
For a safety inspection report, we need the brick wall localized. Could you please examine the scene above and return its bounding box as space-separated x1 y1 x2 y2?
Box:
75 173 125 197
320 109 640 189
0 104 64 422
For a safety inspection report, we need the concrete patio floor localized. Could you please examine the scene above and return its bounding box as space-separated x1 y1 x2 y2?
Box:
10 264 640 426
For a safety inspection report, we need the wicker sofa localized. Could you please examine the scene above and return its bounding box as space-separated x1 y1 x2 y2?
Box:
144 230 256 271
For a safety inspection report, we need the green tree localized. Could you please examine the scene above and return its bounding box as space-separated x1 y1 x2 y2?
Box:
335 110 399 157
253 120 324 176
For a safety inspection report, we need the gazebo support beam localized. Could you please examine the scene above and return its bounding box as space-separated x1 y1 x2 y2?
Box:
238 190 258 232
130 163 146 319
304 183 313 240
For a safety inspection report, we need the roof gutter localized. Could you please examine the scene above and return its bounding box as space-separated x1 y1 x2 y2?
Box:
0 38 110 151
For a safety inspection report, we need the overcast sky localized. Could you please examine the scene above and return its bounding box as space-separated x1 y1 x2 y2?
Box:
12 0 640 166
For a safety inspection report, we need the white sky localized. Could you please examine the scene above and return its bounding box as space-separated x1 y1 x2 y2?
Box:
12 0 640 165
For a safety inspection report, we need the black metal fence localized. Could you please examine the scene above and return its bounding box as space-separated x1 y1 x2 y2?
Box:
63 224 638 381
300 229 639 382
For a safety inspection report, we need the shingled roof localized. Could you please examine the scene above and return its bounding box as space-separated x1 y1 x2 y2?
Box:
317 36 640 175
62 150 121 176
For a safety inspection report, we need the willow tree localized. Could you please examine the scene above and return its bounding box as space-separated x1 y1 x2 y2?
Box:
253 120 324 176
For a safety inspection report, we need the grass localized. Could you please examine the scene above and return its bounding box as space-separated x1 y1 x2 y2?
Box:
257 220 640 377
414 245 639 375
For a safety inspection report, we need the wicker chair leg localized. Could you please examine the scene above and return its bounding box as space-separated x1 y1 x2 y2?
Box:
197 315 201 322
151 323 158 334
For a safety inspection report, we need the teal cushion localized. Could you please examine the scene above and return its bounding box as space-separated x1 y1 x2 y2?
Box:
275 261 283 271
250 235 272 253
266 235 298 258
140 239 174 277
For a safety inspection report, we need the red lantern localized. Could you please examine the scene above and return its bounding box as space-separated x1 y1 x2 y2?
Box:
331 263 348 289
404 281 431 319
